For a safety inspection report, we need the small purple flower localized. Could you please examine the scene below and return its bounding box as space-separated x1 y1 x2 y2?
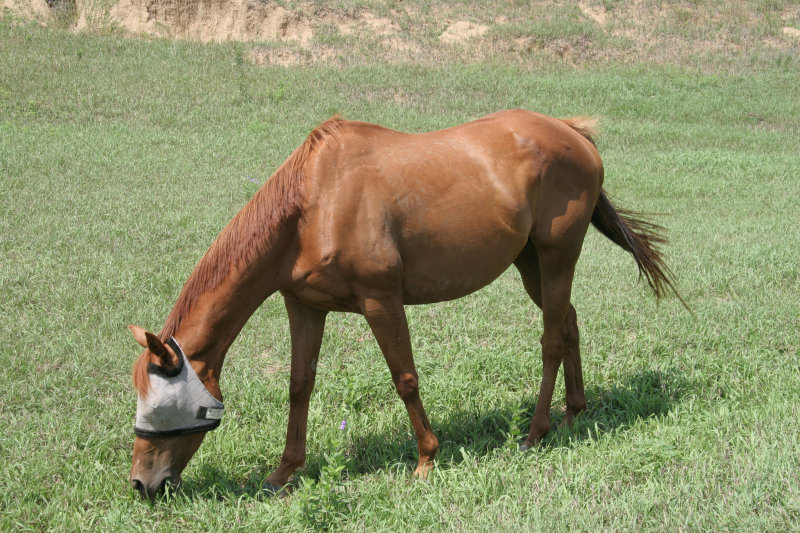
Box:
339 420 347 430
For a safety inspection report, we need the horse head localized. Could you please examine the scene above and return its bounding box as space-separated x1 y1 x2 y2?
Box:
128 325 223 499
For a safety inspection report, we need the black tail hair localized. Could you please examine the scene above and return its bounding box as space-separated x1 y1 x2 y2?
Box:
591 190 690 311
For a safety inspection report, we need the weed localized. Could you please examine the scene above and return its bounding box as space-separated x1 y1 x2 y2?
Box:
294 421 352 530
502 403 527 450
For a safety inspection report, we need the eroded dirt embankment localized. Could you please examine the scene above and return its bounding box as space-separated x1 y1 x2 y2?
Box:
5 0 800 68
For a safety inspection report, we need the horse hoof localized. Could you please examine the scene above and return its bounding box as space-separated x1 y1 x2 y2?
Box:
520 438 541 452
260 482 287 497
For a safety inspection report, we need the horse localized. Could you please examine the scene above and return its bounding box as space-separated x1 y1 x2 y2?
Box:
127 109 683 499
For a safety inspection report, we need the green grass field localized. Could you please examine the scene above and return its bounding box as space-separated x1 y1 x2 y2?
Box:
2 2 800 530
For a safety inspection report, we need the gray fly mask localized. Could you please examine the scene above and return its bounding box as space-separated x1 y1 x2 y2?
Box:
134 337 225 438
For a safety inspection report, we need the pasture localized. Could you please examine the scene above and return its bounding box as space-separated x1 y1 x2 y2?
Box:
2 2 799 530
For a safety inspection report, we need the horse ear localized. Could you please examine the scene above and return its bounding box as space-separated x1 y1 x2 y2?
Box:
129 325 150 348
129 325 174 366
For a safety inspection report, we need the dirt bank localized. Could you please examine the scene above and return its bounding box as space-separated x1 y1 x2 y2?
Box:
4 0 799 68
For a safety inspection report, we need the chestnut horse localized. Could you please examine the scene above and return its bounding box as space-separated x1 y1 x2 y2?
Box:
128 110 682 498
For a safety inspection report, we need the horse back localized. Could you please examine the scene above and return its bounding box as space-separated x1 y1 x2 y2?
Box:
287 111 602 307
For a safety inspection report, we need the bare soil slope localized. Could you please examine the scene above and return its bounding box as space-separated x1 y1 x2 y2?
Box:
4 0 799 68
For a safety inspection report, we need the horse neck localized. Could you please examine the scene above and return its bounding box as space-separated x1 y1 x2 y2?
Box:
162 209 299 390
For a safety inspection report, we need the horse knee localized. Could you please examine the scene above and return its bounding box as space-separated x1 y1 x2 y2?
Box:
394 372 419 401
540 335 565 366
289 373 313 403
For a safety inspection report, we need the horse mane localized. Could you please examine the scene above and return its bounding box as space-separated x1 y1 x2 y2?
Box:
562 116 600 146
133 117 344 396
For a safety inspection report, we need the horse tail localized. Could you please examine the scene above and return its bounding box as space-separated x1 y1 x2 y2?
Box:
562 116 599 146
591 190 690 311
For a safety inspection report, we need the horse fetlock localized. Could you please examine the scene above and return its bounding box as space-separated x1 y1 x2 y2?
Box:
528 417 551 443
266 455 303 489
568 399 587 415
419 433 439 458
276 449 306 477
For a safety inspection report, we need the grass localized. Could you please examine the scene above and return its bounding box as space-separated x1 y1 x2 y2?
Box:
2 2 800 530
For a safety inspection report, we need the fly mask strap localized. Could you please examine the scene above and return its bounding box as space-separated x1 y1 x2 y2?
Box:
134 337 225 438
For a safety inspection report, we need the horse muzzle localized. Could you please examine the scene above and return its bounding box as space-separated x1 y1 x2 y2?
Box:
130 472 183 500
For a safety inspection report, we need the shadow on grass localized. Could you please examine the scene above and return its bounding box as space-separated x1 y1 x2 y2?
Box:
180 368 691 500
349 367 691 472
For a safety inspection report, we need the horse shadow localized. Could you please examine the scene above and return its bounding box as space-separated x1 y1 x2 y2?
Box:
346 367 691 472
181 368 691 499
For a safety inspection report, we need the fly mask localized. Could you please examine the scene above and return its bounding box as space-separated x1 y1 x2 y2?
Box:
134 337 225 438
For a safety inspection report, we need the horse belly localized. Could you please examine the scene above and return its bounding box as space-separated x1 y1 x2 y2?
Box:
398 211 530 304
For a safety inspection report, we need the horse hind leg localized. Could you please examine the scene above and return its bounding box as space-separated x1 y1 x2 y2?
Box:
561 303 586 425
513 240 586 448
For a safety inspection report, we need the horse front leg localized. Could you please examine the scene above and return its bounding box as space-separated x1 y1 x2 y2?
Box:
357 292 439 478
264 297 327 492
